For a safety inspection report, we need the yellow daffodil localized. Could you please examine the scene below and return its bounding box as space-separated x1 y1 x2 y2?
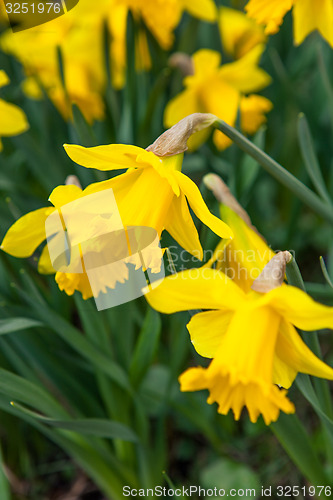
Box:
164 46 272 150
145 260 333 425
101 0 217 88
0 0 107 122
0 70 29 150
63 116 232 258
245 0 333 48
1 0 217 103
116 0 216 50
219 7 266 59
1 114 232 299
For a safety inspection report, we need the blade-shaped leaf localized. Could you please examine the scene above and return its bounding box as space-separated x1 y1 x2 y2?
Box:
0 318 42 335
12 402 138 442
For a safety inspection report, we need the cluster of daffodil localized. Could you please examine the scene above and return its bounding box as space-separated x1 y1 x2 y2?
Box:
0 0 216 120
2 113 333 426
1 1 331 140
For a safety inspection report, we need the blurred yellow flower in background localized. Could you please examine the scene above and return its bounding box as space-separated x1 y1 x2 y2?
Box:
145 261 333 425
117 0 217 50
0 0 106 122
0 0 218 113
219 6 266 59
164 46 272 150
245 0 333 48
0 70 29 150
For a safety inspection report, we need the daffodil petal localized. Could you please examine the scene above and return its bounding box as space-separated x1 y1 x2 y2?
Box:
188 310 233 358
38 242 55 274
144 268 245 314
198 78 239 150
64 143 147 171
1 207 54 258
179 367 208 392
164 87 211 150
293 0 333 47
272 353 297 389
164 88 199 129
219 44 271 94
192 49 221 75
175 171 233 240
141 153 180 196
0 99 29 136
219 7 266 59
245 0 292 35
240 94 273 135
49 184 83 208
164 192 203 259
0 70 10 88
266 285 333 331
276 319 333 381
202 237 229 269
182 0 217 22
83 168 142 197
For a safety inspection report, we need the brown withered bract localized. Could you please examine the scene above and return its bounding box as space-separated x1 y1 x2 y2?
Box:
146 113 216 157
251 251 292 293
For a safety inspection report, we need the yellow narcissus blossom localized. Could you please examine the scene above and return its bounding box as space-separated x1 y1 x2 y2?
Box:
164 46 272 151
1 115 232 299
117 0 216 49
0 70 29 150
219 7 267 59
0 0 106 123
145 262 333 425
245 0 333 48
107 0 217 88
0 0 217 103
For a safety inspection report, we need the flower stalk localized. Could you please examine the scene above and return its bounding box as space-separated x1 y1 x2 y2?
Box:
213 119 333 224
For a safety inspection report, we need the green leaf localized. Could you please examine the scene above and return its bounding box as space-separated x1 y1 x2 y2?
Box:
297 114 332 206
271 413 330 485
0 368 68 418
320 256 333 289
130 308 161 386
296 374 333 429
200 458 260 499
0 318 42 335
11 402 138 442
13 285 132 393
0 395 135 499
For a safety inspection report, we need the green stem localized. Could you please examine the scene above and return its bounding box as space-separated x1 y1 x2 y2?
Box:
214 120 333 224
